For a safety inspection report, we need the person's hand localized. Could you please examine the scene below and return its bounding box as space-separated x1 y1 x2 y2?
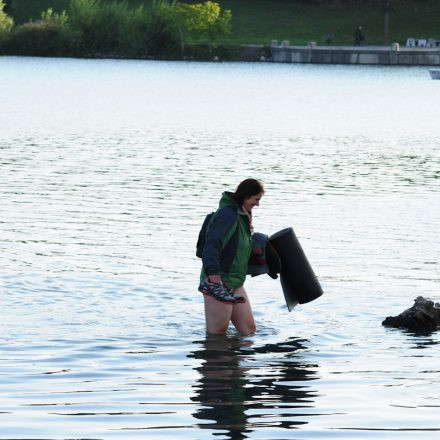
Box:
206 275 221 284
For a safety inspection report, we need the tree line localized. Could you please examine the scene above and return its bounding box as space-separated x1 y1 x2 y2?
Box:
0 0 233 59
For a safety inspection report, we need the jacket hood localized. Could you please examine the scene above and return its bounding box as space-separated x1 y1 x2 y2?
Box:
219 191 246 214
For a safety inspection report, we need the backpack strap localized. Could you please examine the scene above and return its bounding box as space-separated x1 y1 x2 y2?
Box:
196 212 214 258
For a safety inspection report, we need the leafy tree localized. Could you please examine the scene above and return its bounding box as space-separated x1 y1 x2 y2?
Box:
0 1 13 34
171 2 192 51
165 1 232 53
2 0 13 16
184 1 231 50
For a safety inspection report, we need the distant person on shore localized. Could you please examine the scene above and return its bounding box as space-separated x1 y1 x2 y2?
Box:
325 33 333 46
354 26 364 46
198 179 264 336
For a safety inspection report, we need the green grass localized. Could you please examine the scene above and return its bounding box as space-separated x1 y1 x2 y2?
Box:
219 0 440 45
10 0 440 45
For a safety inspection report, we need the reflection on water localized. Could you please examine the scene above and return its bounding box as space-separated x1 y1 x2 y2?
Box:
0 57 439 438
190 336 317 439
191 337 253 438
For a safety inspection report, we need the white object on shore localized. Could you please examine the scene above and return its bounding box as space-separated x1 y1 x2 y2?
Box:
429 69 440 79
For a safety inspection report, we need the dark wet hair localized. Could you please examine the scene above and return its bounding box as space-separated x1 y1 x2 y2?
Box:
230 178 265 206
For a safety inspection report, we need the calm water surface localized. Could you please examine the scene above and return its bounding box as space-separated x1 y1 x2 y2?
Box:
0 56 439 439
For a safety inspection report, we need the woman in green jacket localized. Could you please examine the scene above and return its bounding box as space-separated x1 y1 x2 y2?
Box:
199 179 264 336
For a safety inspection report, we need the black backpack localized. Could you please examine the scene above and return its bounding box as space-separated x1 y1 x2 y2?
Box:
196 212 214 258
196 206 239 258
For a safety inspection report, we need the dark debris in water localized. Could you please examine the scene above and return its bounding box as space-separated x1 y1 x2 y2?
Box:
382 296 440 335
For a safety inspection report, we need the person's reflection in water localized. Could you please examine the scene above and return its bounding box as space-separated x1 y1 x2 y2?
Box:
188 335 319 439
189 335 251 439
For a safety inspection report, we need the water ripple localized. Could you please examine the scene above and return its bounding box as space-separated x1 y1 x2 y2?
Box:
1 57 440 439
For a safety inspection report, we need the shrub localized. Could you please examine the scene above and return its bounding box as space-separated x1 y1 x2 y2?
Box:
68 0 134 56
0 1 13 34
141 0 180 57
2 0 233 59
116 0 180 58
11 8 80 55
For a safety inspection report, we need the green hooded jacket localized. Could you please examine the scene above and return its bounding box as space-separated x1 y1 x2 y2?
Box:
200 192 252 289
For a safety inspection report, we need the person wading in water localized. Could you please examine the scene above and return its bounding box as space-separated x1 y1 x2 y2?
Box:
199 179 264 336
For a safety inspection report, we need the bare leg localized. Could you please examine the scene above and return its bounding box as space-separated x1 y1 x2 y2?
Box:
231 286 256 336
203 294 233 335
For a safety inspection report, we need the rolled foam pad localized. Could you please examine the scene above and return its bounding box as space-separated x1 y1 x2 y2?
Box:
269 227 323 311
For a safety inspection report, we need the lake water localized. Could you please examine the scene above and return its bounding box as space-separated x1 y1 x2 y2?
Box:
0 56 439 439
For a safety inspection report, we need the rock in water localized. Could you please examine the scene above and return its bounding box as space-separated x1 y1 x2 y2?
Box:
382 296 440 333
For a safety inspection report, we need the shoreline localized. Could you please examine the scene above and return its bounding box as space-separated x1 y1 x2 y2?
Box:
2 43 440 66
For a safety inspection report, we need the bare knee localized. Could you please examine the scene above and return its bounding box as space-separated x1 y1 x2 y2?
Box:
233 309 256 335
206 321 229 335
236 321 256 336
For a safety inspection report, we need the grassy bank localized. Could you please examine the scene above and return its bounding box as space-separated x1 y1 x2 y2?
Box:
9 0 440 46
221 0 440 45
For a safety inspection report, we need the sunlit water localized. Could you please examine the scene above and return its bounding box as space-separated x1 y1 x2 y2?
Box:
0 56 439 439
